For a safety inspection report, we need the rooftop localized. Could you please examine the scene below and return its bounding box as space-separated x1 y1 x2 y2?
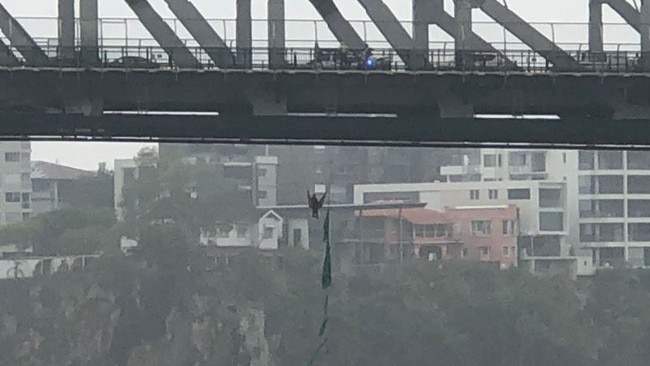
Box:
31 161 94 181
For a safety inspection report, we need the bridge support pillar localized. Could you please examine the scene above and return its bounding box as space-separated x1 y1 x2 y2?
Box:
58 0 75 61
237 0 252 68
80 0 99 65
641 0 650 70
454 0 473 69
589 0 604 53
268 0 286 69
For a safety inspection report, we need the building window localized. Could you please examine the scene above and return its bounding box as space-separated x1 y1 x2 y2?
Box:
593 175 623 194
489 189 499 200
563 152 567 164
627 151 650 170
540 212 564 232
462 248 469 258
579 151 595 170
470 190 480 200
5 212 21 224
598 151 623 170
21 193 30 209
263 227 274 239
471 220 491 236
502 220 515 236
257 190 268 199
508 188 531 200
236 226 248 238
484 154 497 167
628 176 650 194
5 192 19 203
479 246 490 260
503 246 510 256
293 228 303 247
509 152 527 166
497 154 503 167
4 152 19 162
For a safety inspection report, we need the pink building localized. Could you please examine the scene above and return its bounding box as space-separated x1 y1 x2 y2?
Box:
354 205 519 269
445 205 519 269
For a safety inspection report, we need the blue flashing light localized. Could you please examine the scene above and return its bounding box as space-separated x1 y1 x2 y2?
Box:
365 56 375 68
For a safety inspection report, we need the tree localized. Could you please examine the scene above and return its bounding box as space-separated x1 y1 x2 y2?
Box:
0 207 116 255
62 163 114 209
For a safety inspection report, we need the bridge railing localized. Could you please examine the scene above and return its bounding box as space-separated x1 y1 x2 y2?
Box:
0 45 645 73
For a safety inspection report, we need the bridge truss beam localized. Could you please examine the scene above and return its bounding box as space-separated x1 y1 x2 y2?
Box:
0 3 48 65
479 0 582 70
80 0 100 65
58 0 75 60
414 0 516 69
268 0 286 68
308 0 366 50
124 0 198 68
164 0 234 68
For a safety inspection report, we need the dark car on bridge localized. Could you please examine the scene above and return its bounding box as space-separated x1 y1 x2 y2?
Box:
107 56 162 69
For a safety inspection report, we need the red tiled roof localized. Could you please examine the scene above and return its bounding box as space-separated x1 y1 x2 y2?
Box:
357 208 449 225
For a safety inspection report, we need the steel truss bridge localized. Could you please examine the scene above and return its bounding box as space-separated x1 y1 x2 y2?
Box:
1 0 650 148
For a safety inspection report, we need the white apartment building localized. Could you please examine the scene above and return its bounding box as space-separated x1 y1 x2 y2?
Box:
577 150 650 268
0 142 33 225
441 148 650 270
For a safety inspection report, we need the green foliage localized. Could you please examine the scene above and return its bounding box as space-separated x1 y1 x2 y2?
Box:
0 207 116 255
7 242 650 365
120 153 257 244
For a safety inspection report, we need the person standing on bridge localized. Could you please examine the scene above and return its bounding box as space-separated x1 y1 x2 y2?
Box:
339 42 349 69
308 190 328 219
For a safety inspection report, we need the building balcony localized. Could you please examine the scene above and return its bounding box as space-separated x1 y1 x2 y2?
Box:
440 165 480 176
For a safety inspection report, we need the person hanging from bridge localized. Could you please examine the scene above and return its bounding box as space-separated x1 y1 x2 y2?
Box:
308 190 328 219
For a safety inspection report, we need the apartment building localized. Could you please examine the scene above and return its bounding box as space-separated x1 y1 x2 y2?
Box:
31 161 94 214
354 180 570 257
577 150 650 268
0 142 33 225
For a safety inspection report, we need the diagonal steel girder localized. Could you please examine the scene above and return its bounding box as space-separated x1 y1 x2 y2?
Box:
163 0 234 67
357 0 514 69
0 39 19 66
124 0 198 68
308 0 366 49
604 0 641 32
357 0 419 67
0 3 48 65
479 0 582 70
434 12 516 68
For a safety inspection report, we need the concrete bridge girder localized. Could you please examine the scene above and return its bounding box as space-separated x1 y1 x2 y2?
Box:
244 87 288 116
63 96 104 117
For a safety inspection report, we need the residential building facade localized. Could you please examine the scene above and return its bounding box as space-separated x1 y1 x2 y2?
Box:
0 142 33 225
578 150 650 268
31 161 94 214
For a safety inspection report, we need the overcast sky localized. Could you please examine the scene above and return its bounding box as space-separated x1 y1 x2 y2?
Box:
2 0 641 169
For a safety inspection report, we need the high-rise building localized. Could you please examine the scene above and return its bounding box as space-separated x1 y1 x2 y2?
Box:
577 150 650 268
0 142 33 225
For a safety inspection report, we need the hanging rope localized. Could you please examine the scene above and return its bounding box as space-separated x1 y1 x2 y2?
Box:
308 207 331 366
